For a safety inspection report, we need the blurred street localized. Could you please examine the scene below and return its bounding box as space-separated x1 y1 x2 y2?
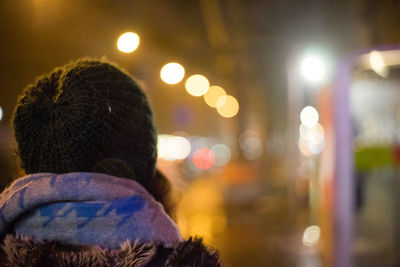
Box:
177 168 399 267
174 162 322 267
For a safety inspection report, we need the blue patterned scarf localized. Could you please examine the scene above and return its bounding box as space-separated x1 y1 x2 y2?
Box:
0 173 182 249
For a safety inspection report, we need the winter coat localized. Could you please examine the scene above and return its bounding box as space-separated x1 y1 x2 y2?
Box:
0 173 221 266
0 235 220 266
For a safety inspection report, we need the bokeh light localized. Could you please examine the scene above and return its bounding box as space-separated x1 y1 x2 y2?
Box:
204 85 226 108
300 106 319 128
298 123 325 156
168 136 191 160
185 74 210 96
307 138 325 155
190 136 213 149
211 144 231 166
299 123 325 144
369 50 388 77
157 135 168 159
192 148 215 170
301 54 327 83
216 95 239 118
158 134 191 161
0 106 2 121
302 225 321 247
298 138 313 157
117 32 140 53
160 62 185 84
239 130 263 160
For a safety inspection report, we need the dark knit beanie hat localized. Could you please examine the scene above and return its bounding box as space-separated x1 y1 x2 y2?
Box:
12 59 157 183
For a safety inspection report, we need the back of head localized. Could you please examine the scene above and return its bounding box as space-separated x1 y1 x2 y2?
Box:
12 59 157 183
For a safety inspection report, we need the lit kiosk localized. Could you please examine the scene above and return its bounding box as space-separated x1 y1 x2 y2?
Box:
320 47 400 267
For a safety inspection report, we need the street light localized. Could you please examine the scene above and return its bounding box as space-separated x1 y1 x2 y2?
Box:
300 106 319 128
216 95 239 118
369 50 388 77
300 54 327 83
204 85 226 108
157 134 191 161
185 74 210 96
160 63 185 84
302 225 321 247
117 32 140 53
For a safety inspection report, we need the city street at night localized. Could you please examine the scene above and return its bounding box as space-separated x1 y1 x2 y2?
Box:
0 1 400 266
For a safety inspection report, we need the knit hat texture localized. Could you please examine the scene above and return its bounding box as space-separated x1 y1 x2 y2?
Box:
12 59 157 182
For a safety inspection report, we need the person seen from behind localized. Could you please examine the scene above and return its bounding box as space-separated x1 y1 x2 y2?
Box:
0 59 221 266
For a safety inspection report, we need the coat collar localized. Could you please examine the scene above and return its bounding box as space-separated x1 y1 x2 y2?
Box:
0 235 221 267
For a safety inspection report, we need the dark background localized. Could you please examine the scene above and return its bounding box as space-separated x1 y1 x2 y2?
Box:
1 0 399 136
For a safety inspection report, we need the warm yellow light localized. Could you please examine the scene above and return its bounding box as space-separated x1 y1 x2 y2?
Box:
117 32 140 53
185 74 210 96
188 214 212 243
216 95 239 118
204 85 226 107
212 214 227 233
160 63 185 84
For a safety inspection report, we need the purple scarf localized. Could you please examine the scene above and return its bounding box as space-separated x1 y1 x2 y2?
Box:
0 172 182 249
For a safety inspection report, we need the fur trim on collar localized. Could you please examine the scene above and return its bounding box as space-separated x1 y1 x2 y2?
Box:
0 235 221 267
